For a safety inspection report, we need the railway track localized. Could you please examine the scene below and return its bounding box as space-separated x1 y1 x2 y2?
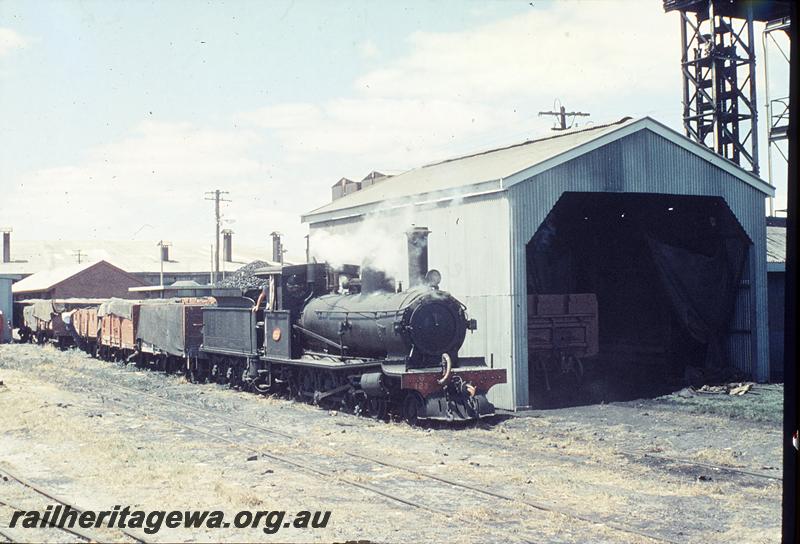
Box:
71 370 687 543
2 347 777 543
98 386 678 544
462 433 782 483
0 465 148 544
106 375 783 484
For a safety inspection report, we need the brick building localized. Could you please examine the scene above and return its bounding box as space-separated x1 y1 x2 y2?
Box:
11 260 146 301
0 236 275 286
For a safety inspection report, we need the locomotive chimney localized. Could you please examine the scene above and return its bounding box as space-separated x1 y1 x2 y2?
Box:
270 232 283 263
1 228 10 263
406 226 430 287
222 229 233 262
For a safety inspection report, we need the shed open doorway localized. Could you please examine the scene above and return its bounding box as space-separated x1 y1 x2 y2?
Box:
525 192 752 408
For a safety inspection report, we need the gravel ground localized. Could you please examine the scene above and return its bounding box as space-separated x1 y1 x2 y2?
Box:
0 344 783 543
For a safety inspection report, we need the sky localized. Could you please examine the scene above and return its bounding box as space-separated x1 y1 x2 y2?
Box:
0 0 790 262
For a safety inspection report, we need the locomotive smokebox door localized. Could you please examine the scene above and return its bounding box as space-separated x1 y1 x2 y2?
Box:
264 311 291 358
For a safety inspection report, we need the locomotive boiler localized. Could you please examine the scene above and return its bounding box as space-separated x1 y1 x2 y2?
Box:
297 287 469 365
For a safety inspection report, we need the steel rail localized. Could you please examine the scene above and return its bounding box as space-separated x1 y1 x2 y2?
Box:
0 498 96 543
0 527 17 543
0 466 149 544
618 450 782 481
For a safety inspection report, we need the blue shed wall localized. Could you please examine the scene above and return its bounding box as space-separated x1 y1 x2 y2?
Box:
0 277 12 342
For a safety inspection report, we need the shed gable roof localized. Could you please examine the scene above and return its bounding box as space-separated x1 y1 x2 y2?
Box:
11 260 143 294
303 116 773 224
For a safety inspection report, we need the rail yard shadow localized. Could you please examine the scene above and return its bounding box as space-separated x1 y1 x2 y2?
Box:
416 413 514 431
529 358 749 410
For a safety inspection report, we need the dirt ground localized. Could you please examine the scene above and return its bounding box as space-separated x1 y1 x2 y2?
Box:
0 344 783 543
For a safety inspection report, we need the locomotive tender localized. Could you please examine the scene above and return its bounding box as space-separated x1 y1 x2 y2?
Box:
23 228 506 424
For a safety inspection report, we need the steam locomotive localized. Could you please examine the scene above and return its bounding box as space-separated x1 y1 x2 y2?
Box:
19 229 507 423
195 228 506 423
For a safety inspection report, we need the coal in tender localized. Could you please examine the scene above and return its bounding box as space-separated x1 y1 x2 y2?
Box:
218 260 271 289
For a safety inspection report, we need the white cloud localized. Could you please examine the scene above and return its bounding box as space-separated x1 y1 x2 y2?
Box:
238 97 519 167
0 28 29 56
354 2 678 102
357 39 381 60
235 1 680 176
0 120 309 251
4 2 685 263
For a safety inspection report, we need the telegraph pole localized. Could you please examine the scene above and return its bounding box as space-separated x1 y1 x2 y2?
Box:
204 189 231 284
72 249 85 264
538 105 590 131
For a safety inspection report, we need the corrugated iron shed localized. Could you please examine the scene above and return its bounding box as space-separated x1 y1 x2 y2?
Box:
304 117 771 224
304 116 773 410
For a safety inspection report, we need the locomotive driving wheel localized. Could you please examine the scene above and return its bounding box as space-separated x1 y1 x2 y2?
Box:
286 373 302 400
367 396 388 420
402 391 425 426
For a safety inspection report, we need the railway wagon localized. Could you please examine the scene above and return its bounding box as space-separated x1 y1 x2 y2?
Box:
20 300 71 347
136 300 208 372
527 293 599 395
97 299 140 361
72 306 100 354
72 306 100 344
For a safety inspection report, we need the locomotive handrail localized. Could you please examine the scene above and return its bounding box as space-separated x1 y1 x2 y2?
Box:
293 324 349 351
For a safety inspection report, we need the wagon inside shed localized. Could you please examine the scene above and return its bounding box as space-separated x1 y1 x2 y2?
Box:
526 192 752 407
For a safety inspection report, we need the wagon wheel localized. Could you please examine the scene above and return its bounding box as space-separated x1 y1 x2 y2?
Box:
367 396 388 421
210 359 225 384
533 353 552 392
402 391 425 426
567 355 584 386
225 358 239 389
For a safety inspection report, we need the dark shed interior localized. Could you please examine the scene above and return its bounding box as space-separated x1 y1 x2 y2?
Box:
526 192 752 407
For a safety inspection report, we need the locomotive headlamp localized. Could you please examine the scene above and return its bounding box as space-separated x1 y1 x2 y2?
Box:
272 327 282 342
424 269 441 288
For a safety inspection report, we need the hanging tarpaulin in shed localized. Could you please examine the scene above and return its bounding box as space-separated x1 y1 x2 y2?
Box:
526 216 575 294
646 236 747 369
